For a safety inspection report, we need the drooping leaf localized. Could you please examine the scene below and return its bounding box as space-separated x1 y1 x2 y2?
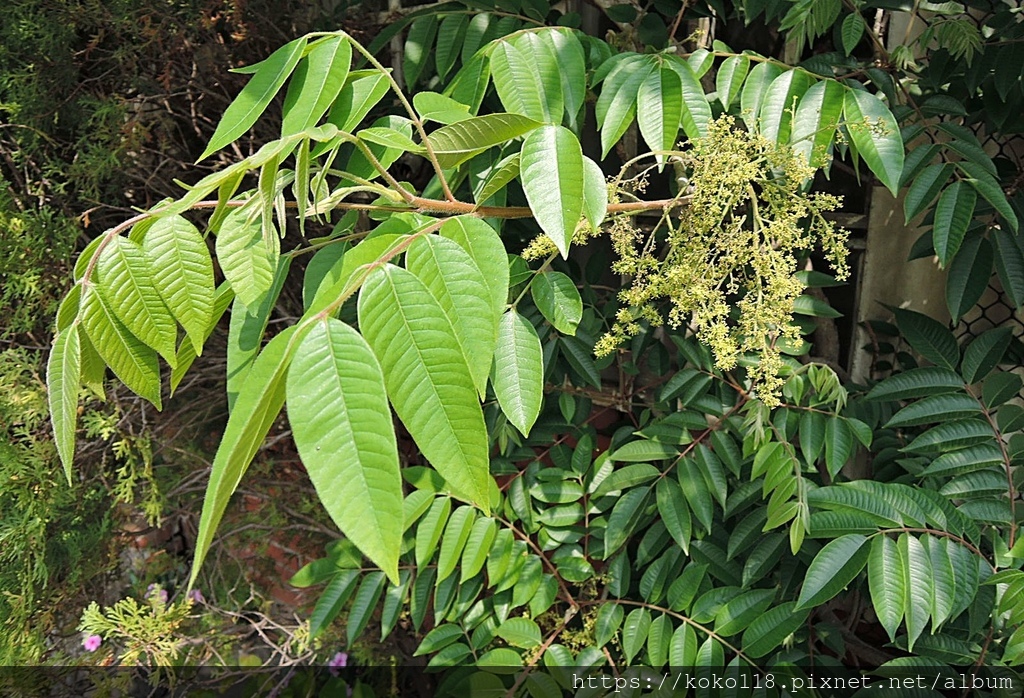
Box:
435 14 468 80
520 125 584 258
595 55 654 158
841 12 866 55
492 310 543 436
436 506 476 583
868 534 905 641
581 156 608 231
201 37 308 160
439 216 508 319
946 235 993 324
637 66 682 166
741 602 808 657
716 55 750 111
961 326 1013 384
657 478 692 555
407 235 499 395
287 319 402 583
309 568 360 638
48 326 81 483
143 215 216 353
429 113 541 169
621 607 652 663
595 603 624 648
892 307 959 369
795 534 870 610
358 266 491 510
81 286 162 408
759 69 812 144
281 35 351 136
94 236 177 366
992 227 1024 308
842 87 904 194
740 62 783 131
791 79 844 168
216 205 277 309
532 271 582 335
403 16 438 89
490 37 556 123
347 571 387 645
900 533 933 652
328 71 390 133
932 182 977 266
541 29 586 128
865 366 964 401
189 326 299 588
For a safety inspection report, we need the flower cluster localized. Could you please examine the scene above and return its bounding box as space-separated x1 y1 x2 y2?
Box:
595 116 848 404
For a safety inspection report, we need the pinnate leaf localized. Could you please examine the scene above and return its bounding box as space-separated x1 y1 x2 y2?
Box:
48 326 81 483
492 310 543 436
520 125 584 258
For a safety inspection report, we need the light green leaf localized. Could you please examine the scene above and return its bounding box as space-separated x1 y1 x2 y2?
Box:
429 113 542 169
474 152 520 204
842 87 904 195
81 286 161 408
439 217 508 321
492 310 543 436
287 319 402 583
404 16 437 89
437 506 476 583
143 215 216 353
795 533 870 610
932 181 977 266
461 517 497 582
328 71 390 133
716 55 750 111
900 533 933 652
48 326 81 483
490 38 554 123
637 66 682 166
170 282 233 395
741 602 808 657
740 62 783 131
216 205 277 309
189 326 299 588
595 56 654 158
416 497 451 568
532 271 582 335
496 617 542 649
541 28 586 128
791 79 843 168
347 571 386 645
407 235 498 395
358 266 491 510
94 236 177 366
868 535 905 641
435 14 468 80
358 126 423 152
413 91 471 125
201 37 308 160
581 156 608 230
759 69 812 144
824 416 853 479
520 125 584 258
621 608 651 663
281 35 351 136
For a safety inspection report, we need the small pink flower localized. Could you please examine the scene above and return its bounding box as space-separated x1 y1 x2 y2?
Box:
188 589 205 604
146 584 168 605
327 651 348 676
83 634 102 652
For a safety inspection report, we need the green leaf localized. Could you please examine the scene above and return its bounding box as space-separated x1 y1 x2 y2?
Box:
430 113 542 169
461 517 497 582
403 16 437 89
905 163 955 223
759 69 812 144
496 617 542 649
358 126 423 152
868 534 905 641
490 38 556 123
189 326 298 588
581 156 608 231
621 607 652 663
492 310 543 436
170 282 233 395
437 505 476 583
541 29 586 128
716 55 750 111
893 308 959 369
358 266 491 510
407 235 498 396
439 217 508 321
715 588 775 636
842 87 904 195
932 182 977 266
669 623 698 666
415 623 465 656
740 62 783 131
664 56 712 141
328 71 390 133
791 79 843 168
921 443 1004 477
287 319 402 583
281 36 351 136
841 12 865 55
886 393 982 428
824 417 854 479
657 478 692 555
595 56 654 158
201 37 308 160
924 534 955 630
637 66 682 165
48 326 81 483
593 463 660 498
309 568 359 637
604 488 651 558
609 440 678 462
532 271 582 335
795 534 870 610
992 228 1024 308
956 160 1018 232
143 215 216 353
946 235 993 323
347 571 386 645
799 410 826 466
435 14 468 80
521 125 584 258
216 205 276 309
81 287 161 408
961 327 1013 384
413 91 471 125
595 603 624 647
982 371 1022 408
741 602 808 657
900 533 933 652
865 366 964 401
474 153 521 204
415 497 451 568
94 236 177 366
903 419 993 454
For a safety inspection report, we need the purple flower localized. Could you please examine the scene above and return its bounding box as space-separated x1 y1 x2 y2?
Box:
146 584 168 605
83 634 102 652
188 589 205 604
327 651 348 676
